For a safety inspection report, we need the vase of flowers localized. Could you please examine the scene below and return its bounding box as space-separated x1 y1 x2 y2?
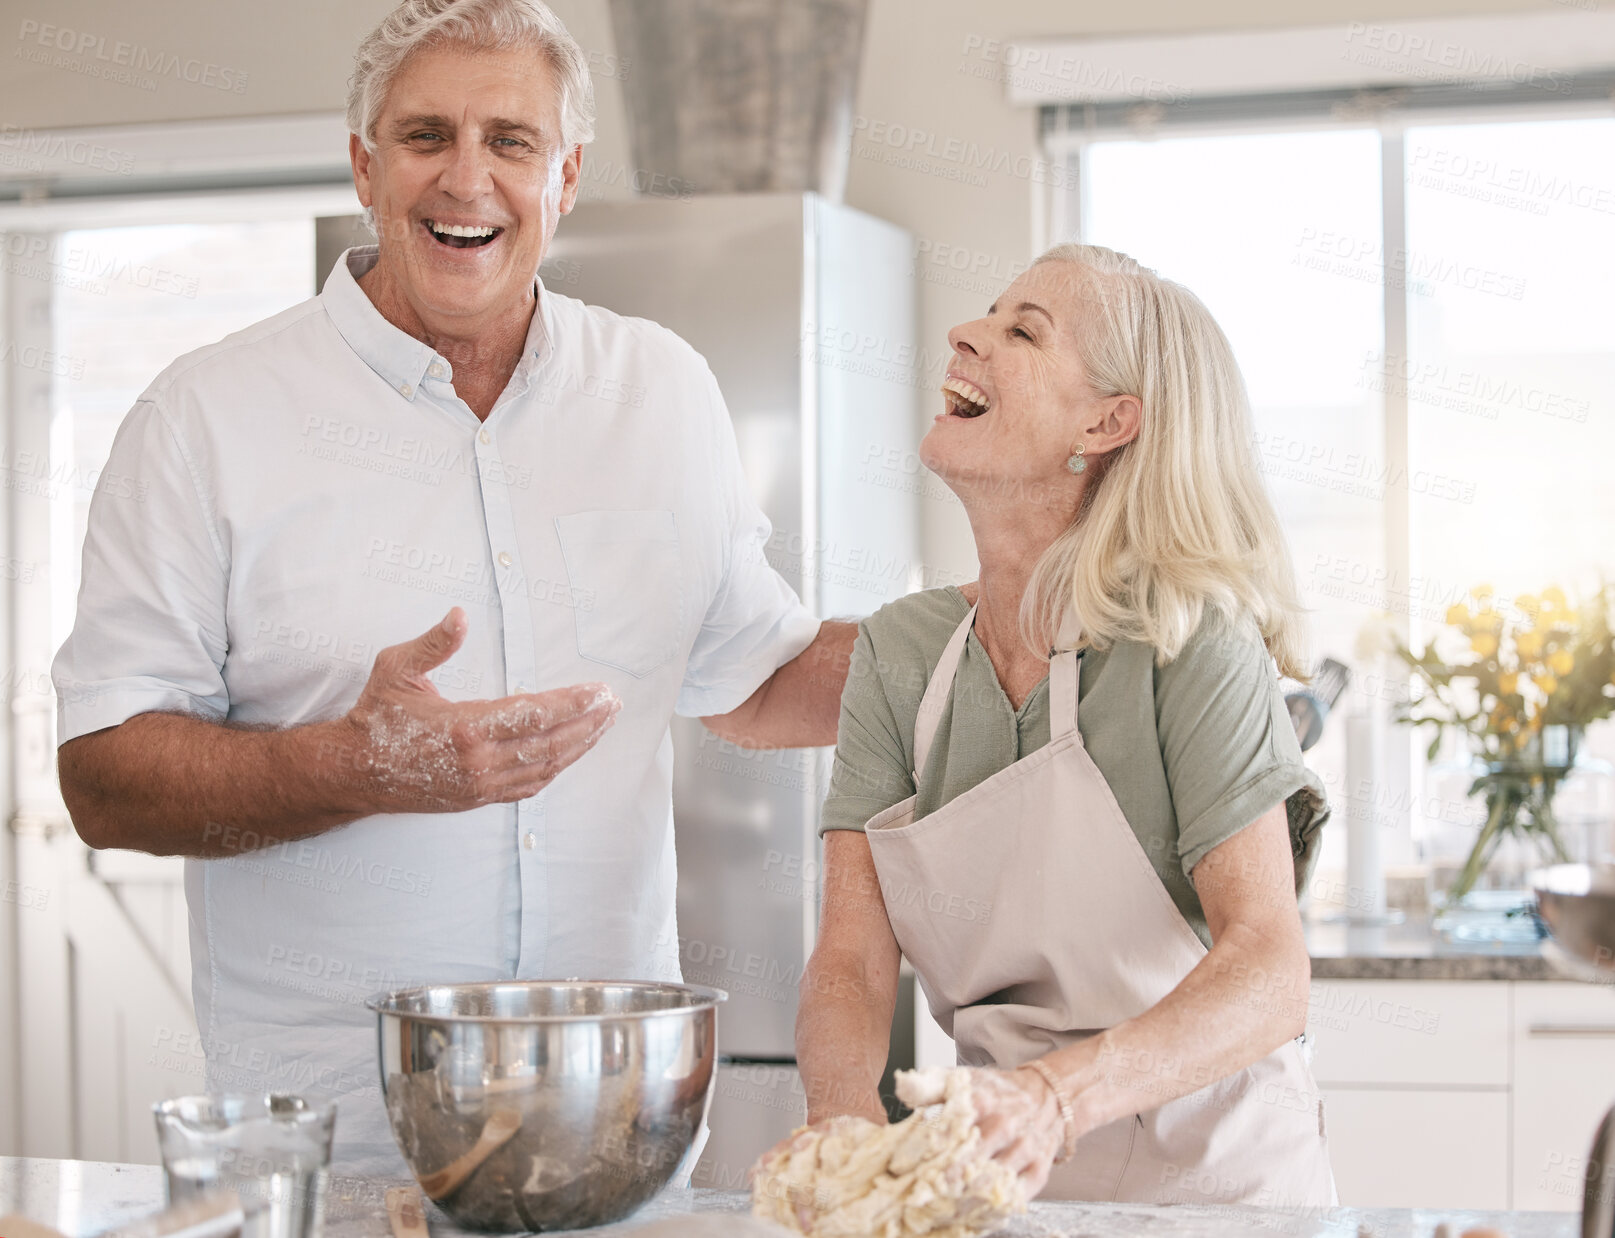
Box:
1395 584 1615 905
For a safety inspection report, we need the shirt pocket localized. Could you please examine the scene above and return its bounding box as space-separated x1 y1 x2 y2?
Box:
555 509 686 678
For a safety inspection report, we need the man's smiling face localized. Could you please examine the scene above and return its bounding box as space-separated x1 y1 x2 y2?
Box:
351 41 581 332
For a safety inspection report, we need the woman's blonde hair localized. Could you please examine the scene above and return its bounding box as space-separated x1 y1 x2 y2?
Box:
1020 243 1310 680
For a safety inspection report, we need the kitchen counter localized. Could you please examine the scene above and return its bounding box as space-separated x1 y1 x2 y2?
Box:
1306 913 1560 981
0 1156 1578 1238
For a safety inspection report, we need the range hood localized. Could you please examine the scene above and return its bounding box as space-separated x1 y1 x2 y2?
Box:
607 0 868 200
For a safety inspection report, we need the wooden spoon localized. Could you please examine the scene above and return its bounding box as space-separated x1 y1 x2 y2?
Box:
417 1108 524 1201
0 1216 70 1238
385 1188 429 1238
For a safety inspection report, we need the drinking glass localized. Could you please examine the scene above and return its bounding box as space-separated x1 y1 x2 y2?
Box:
153 1095 337 1238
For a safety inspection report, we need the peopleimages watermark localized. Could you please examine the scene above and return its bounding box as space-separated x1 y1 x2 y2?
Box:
1303 554 1486 627
202 821 437 900
957 33 1190 105
911 238 1029 299
360 535 595 613
263 943 410 1009
299 411 534 490
0 233 200 299
577 157 693 203
1357 350 1591 424
1252 429 1478 505
0 442 148 505
2 880 49 911
1293 228 1527 302
851 116 1075 190
15 18 251 94
1340 22 1574 95
147 1025 378 1101
1407 142 1615 220
0 336 87 381
680 934 803 1006
0 123 134 176
799 318 948 393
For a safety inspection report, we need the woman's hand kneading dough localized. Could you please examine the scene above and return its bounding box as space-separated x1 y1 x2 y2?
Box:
966 1067 1064 1199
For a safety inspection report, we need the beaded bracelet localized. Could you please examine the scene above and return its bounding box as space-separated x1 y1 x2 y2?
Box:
1019 1059 1078 1162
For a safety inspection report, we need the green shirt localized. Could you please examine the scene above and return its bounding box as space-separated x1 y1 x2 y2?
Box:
819 586 1330 946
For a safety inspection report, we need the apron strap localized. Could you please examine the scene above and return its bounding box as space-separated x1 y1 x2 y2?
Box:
1049 648 1081 740
913 605 977 782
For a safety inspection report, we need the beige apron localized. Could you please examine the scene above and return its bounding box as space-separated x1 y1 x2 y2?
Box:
863 607 1336 1206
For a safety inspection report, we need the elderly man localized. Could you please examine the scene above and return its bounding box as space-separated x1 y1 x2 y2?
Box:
52 0 851 1173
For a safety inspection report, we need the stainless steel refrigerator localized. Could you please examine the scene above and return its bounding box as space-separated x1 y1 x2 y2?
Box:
543 191 922 1185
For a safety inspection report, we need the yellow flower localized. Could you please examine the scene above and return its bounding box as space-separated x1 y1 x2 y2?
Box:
1445 602 1470 627
1471 633 1499 658
1535 672 1559 696
1498 671 1519 695
1516 593 1541 617
1542 586 1566 613
1548 649 1574 677
1516 630 1544 660
1473 608 1502 632
1473 582 1494 600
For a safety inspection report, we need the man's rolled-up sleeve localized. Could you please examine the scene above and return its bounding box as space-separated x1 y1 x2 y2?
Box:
675 370 818 718
52 397 231 743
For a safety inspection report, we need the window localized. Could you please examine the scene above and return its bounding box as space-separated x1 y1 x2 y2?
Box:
1051 103 1615 877
1403 118 1614 601
52 220 316 645
1081 129 1387 681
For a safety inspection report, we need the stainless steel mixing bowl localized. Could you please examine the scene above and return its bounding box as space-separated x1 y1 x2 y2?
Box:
1533 863 1615 973
368 981 726 1232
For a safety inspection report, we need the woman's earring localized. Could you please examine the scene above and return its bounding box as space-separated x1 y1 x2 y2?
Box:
1066 443 1087 474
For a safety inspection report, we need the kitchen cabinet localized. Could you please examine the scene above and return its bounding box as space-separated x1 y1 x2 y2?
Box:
1308 979 1510 1086
1512 981 1615 1209
921 977 1615 1209
1310 979 1615 1211
1320 1089 1510 1209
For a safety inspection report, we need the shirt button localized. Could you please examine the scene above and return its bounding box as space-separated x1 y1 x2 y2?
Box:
523 832 537 851
428 362 445 378
478 428 490 445
498 551 513 567
398 383 413 397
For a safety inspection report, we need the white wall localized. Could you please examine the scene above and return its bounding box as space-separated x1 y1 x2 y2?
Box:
0 0 1561 576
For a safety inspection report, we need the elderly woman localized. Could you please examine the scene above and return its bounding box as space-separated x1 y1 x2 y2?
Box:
793 244 1336 1204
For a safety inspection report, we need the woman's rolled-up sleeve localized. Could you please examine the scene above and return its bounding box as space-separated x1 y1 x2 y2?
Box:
51 397 231 742
819 622 915 834
1155 609 1330 890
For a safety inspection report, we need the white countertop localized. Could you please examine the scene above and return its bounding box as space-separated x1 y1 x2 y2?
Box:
0 1156 1580 1238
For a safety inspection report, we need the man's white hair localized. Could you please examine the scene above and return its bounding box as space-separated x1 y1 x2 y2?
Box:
348 0 597 153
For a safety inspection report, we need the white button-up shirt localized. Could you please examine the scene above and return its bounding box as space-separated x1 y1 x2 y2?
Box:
53 245 818 1171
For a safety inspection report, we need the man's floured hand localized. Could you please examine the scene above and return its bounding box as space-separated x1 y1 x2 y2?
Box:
341 608 620 812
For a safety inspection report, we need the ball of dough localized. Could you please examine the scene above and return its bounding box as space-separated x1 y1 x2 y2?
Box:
750 1069 1026 1238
